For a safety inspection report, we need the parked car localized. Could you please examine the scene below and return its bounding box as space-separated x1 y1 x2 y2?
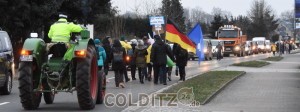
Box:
0 30 13 95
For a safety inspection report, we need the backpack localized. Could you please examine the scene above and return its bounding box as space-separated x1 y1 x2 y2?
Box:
113 48 123 63
127 49 134 57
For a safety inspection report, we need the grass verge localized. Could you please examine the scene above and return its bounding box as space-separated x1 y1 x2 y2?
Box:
232 61 270 67
161 71 244 104
262 56 283 61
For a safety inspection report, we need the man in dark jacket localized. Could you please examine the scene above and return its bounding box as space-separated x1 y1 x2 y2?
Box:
150 35 174 85
129 39 137 80
173 43 189 81
102 36 112 77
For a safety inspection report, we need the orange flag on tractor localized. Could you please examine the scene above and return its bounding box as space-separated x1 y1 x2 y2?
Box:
165 19 196 53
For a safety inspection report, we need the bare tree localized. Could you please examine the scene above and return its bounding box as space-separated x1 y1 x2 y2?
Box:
211 7 232 18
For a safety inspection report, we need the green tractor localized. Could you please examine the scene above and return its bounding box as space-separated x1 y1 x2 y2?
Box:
18 29 106 110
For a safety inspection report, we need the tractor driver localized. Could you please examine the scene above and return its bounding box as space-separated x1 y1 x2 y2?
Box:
48 14 83 63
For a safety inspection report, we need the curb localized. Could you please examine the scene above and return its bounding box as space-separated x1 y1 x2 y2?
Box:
201 71 246 105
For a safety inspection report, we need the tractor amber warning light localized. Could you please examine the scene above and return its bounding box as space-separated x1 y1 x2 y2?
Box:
126 56 130 61
21 49 32 55
75 50 86 57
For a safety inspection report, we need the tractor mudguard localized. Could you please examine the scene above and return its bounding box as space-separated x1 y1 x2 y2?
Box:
21 38 46 67
73 29 96 58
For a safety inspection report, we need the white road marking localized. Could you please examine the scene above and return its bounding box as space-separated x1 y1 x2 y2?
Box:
0 102 10 106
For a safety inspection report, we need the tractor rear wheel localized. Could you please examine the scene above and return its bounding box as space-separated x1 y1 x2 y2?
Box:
18 62 42 110
76 46 98 110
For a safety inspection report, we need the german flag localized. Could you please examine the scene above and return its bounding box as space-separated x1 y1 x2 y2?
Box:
165 19 196 53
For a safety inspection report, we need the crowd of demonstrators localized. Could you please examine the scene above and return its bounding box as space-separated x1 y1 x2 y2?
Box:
150 35 175 85
94 34 191 88
109 39 126 88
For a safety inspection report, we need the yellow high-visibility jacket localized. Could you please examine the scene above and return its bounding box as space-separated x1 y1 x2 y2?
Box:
120 41 132 51
146 45 152 63
48 18 83 42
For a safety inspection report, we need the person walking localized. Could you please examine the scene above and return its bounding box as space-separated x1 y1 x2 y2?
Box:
166 44 174 81
271 43 277 56
173 44 188 81
109 40 126 88
94 39 106 70
129 39 137 80
120 36 131 82
146 44 153 81
102 36 112 82
150 35 174 85
134 40 148 84
216 42 223 60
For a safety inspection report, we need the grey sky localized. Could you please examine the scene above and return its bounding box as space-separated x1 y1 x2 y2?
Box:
111 0 294 17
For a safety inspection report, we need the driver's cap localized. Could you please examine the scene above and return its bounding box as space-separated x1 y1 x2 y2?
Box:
59 14 68 19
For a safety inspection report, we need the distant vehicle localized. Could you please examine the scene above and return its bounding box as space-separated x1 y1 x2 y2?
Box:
265 40 271 53
252 37 266 53
187 39 213 61
216 25 247 57
0 30 13 95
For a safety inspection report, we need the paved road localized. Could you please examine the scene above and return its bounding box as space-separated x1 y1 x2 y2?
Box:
0 53 273 112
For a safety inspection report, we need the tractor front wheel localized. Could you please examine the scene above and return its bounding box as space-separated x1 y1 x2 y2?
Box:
43 92 55 104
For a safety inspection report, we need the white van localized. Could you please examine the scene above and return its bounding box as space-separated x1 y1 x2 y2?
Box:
265 40 271 53
252 37 266 53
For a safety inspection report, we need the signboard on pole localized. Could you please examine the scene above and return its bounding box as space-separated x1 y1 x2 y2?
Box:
149 16 165 35
149 16 165 25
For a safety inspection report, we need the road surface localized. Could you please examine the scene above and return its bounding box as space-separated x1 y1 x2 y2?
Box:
0 53 272 112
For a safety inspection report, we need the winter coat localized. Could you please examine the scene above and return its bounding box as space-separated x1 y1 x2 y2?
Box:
271 44 276 52
96 45 106 66
173 46 188 66
134 45 148 68
110 40 126 71
120 41 132 52
129 44 137 65
150 39 174 65
102 38 112 65
146 45 152 63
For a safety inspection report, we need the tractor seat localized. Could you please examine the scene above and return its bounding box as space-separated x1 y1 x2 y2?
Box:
49 43 68 58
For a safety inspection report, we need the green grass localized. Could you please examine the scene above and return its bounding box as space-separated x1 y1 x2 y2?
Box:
262 56 283 61
232 61 270 67
161 71 243 103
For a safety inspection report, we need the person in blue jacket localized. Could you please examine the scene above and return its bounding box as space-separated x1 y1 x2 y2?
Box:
94 39 106 70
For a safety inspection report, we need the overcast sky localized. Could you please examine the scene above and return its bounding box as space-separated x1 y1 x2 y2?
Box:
111 0 294 17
